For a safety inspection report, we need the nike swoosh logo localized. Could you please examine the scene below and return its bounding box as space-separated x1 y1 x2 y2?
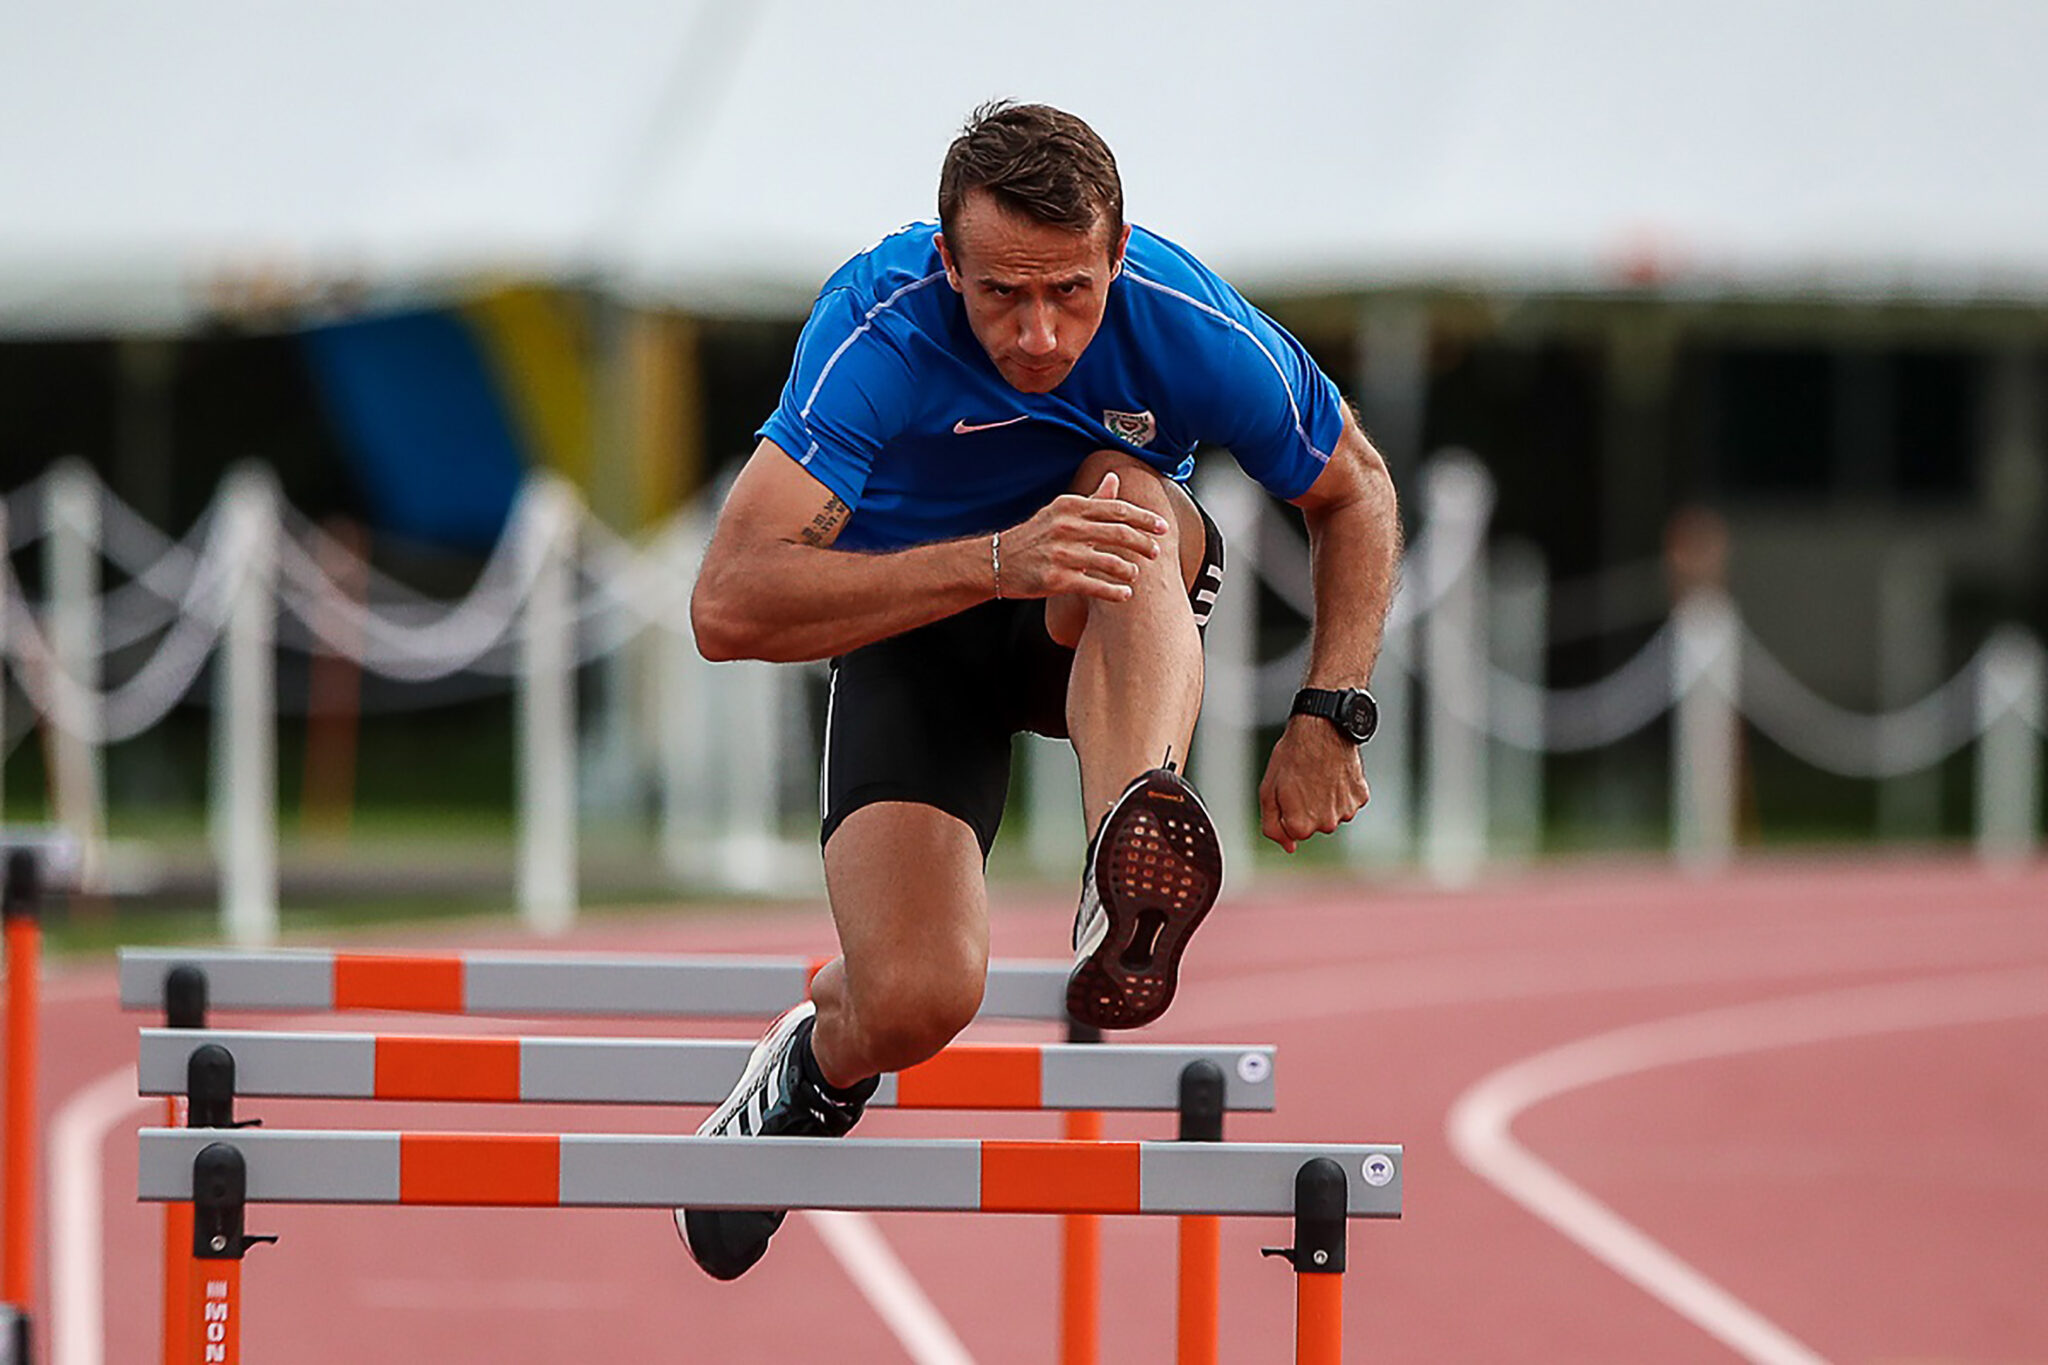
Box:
952 416 1030 435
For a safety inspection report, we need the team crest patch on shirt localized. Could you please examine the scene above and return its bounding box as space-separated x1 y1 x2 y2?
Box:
1103 408 1158 448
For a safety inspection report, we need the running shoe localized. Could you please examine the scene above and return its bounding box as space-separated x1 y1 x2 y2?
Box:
676 1001 874 1280
1066 765 1223 1030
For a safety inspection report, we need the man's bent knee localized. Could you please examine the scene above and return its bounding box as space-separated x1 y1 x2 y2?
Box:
1046 451 1207 649
847 963 984 1072
1072 448 1172 507
1073 450 1203 574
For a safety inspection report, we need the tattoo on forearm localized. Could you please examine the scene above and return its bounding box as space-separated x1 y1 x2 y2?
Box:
798 495 851 546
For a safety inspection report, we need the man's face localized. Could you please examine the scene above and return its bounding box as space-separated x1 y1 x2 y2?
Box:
937 189 1130 394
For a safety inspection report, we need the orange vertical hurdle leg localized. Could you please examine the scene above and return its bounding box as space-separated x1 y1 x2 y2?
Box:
3 856 45 1347
186 1260 243 1365
1175 1216 1221 1364
1174 1059 1225 1364
1295 1273 1344 1365
162 1098 193 1365
161 964 209 1365
1059 1108 1102 1365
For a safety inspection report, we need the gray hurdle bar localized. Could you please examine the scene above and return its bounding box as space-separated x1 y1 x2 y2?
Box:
144 1131 1400 1365
119 947 1072 1020
139 1129 1402 1215
138 1030 1278 1111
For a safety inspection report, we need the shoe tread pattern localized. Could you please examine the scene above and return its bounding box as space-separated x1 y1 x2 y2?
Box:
1066 771 1221 1029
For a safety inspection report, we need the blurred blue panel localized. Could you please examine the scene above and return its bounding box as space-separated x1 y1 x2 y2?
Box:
302 311 524 550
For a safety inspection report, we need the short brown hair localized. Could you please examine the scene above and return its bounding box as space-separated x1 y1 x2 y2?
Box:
937 101 1123 247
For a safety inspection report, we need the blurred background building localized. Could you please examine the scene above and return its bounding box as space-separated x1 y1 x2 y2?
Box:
2 0 2044 925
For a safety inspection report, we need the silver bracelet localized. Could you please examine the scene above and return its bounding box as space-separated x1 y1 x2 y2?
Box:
991 531 1003 599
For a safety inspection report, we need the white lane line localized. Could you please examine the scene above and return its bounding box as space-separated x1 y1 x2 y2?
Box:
50 1065 151 1365
803 1211 977 1365
1447 965 2048 1365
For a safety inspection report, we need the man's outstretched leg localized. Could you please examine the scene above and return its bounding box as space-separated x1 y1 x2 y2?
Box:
1051 452 1224 1029
679 802 988 1279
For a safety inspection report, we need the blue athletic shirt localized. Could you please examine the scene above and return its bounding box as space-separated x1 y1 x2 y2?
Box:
758 220 1347 552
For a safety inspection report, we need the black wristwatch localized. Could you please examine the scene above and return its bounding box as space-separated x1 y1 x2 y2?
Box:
1290 687 1378 745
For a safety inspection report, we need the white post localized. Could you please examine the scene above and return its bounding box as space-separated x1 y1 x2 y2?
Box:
1190 461 1259 887
211 465 279 946
1489 540 1548 865
517 479 579 935
658 509 714 884
1670 587 1740 873
44 458 108 891
1422 455 1492 886
655 612 705 882
1355 302 1430 486
1348 302 1428 872
1349 606 1412 868
778 665 824 894
1875 542 1944 840
719 658 783 892
1975 626 2043 870
1024 733 1082 882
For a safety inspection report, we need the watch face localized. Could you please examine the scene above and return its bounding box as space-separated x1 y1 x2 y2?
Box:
1339 691 1377 743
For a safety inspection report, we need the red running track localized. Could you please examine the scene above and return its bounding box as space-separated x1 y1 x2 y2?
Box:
11 854 2048 1363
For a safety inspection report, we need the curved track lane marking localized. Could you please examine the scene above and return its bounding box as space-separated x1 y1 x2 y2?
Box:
1179 908 2048 1033
1447 965 2048 1365
50 1065 149 1365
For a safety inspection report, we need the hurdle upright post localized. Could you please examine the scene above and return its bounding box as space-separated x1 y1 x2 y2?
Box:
1263 1158 1350 1365
161 966 208 1365
182 1144 274 1365
1060 1018 1102 1365
1175 1060 1225 1365
3 853 42 1365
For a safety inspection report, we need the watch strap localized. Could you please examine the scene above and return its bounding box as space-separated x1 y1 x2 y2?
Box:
1291 687 1376 743
1290 688 1347 723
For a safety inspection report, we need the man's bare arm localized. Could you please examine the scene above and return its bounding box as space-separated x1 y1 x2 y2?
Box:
691 439 1170 664
1257 407 1403 850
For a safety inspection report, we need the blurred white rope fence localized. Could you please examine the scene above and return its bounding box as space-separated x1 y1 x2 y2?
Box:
0 452 2041 944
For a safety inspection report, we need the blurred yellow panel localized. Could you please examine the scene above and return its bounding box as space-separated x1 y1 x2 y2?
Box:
463 286 594 492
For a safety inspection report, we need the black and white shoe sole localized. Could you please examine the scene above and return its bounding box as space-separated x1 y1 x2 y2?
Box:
1066 771 1222 1030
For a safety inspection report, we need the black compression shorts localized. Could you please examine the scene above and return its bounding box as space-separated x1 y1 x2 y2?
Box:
820 496 1226 858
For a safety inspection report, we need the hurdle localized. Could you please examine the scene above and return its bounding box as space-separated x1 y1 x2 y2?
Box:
140 1128 1402 1365
120 946 1228 1363
136 1030 1272 1361
139 1028 1279 1362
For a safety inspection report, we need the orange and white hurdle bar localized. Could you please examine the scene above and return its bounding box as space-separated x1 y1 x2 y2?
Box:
138 1030 1278 1111
119 947 1074 1020
141 1130 1402 1365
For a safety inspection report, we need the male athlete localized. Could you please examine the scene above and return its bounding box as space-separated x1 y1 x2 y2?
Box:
679 101 1400 1280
